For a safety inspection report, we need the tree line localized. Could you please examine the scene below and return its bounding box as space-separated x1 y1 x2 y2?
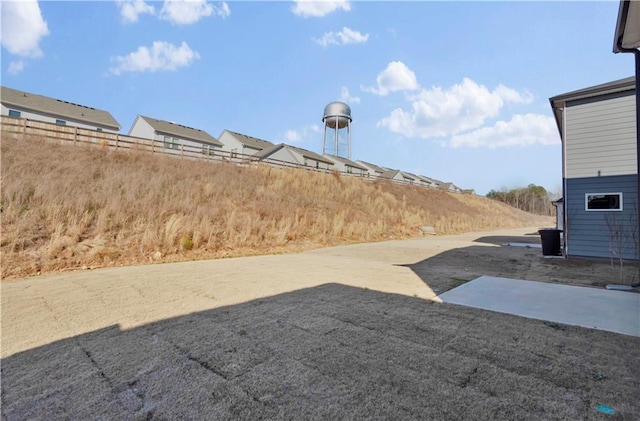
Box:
486 184 556 216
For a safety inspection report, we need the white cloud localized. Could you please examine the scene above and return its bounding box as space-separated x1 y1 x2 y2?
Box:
110 41 200 75
116 0 155 24
377 78 534 138
314 27 369 47
0 0 49 58
292 0 350 17
362 61 419 96
160 0 229 25
285 130 302 142
449 114 559 149
283 125 320 143
340 86 360 104
7 60 24 75
7 61 25 75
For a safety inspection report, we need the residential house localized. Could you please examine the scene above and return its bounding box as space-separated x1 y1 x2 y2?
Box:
256 143 334 171
381 169 417 185
322 154 368 176
356 160 386 178
1 86 120 132
549 76 637 259
128 115 222 156
218 130 275 157
405 172 439 189
438 182 462 193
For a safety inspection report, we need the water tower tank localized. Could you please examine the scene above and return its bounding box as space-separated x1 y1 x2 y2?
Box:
323 101 352 129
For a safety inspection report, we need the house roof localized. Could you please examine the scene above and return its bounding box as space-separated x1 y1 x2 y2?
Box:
257 143 335 165
138 115 221 146
549 76 635 139
356 160 386 174
323 154 368 171
223 130 274 151
381 169 416 181
613 0 640 52
1 85 120 130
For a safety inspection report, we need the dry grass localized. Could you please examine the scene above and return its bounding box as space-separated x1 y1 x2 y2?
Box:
1 136 550 279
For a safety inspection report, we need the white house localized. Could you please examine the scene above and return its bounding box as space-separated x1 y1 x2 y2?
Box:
217 130 275 156
128 115 222 156
405 172 439 189
1 86 120 132
256 143 334 171
356 160 386 178
550 76 637 259
381 169 417 184
322 154 368 176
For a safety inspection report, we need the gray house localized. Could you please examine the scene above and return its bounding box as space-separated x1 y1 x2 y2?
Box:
256 143 334 170
550 76 637 259
218 130 275 156
1 86 120 132
322 154 368 176
128 115 222 155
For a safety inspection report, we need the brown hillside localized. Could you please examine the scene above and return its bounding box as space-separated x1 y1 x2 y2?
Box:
1 137 551 279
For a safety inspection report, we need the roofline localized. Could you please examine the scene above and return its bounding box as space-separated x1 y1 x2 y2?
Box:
1 98 120 131
549 76 636 140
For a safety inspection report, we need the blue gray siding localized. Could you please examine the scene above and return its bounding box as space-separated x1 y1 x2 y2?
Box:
565 174 637 259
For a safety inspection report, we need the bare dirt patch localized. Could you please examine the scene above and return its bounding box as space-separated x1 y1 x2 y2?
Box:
2 227 639 420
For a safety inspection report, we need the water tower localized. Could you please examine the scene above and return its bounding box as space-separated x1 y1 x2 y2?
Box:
322 101 352 159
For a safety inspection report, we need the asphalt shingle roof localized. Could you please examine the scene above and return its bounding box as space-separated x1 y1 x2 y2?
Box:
1 86 120 130
225 130 274 151
139 116 221 146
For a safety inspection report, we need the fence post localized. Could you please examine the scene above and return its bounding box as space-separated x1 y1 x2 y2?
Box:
180 144 184 158
22 118 26 139
74 127 78 145
115 133 119 149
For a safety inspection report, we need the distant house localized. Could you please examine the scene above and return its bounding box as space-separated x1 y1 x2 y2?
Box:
356 160 386 178
128 115 222 155
438 182 462 193
550 76 637 259
256 143 334 171
0 86 120 132
405 172 439 189
218 130 275 156
381 169 417 184
323 154 368 176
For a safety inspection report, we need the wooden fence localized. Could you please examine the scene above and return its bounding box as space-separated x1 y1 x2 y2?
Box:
1 116 459 191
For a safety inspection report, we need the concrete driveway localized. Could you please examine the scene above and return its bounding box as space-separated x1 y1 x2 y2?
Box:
2 227 639 420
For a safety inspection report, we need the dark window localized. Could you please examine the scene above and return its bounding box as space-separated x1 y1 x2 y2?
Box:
586 193 623 211
97 128 103 132
56 119 66 126
8 110 20 118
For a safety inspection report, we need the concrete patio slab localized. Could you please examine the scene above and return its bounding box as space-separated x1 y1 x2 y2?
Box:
438 276 640 337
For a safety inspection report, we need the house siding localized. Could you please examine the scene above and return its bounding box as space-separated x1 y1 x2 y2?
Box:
565 92 636 179
128 117 155 139
218 131 242 154
1 104 119 133
565 174 637 259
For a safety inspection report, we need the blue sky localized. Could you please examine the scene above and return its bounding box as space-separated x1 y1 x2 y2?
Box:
0 0 633 195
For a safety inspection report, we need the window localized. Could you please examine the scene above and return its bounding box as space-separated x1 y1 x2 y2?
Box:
97 128 103 132
8 109 20 118
163 136 179 149
585 193 623 211
56 119 66 126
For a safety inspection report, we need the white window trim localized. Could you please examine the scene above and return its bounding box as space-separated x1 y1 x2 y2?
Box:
585 192 623 212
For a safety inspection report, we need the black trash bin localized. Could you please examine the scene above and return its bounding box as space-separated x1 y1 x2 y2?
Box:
538 229 562 256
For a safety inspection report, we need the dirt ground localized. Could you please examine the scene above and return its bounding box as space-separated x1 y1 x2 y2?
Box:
2 227 639 420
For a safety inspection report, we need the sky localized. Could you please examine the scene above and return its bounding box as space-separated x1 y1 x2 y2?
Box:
0 0 634 195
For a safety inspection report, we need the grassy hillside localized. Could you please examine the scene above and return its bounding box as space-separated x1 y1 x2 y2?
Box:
1 136 552 279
